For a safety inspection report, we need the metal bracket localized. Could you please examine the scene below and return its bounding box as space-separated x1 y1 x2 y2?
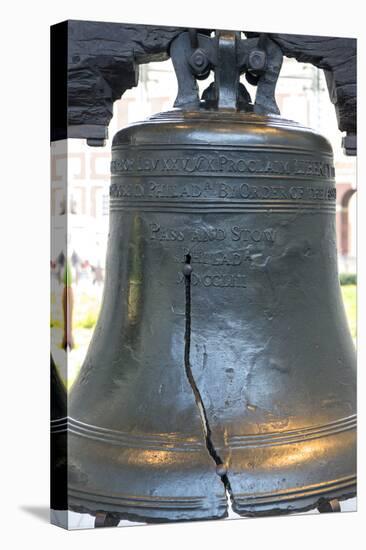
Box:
215 31 241 110
95 511 121 527
317 498 341 513
170 31 214 108
51 21 356 154
170 30 282 113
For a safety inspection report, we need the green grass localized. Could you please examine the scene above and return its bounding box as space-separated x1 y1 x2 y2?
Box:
341 284 356 341
74 309 99 329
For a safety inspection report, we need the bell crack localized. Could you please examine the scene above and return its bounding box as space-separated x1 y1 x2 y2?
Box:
182 254 233 507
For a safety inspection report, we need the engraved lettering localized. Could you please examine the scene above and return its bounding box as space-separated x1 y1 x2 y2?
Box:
247 160 257 172
327 187 336 200
237 159 247 172
180 185 191 198
150 224 184 241
231 227 276 243
191 273 200 286
191 228 226 242
182 249 252 267
192 184 202 198
231 226 241 241
177 272 247 288
148 181 157 197
263 229 276 242
240 184 250 198
261 186 271 198
251 230 262 242
150 223 160 240
219 183 229 198
109 179 336 203
111 154 334 178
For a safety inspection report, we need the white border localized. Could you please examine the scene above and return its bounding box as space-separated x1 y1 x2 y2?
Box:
1 1 364 549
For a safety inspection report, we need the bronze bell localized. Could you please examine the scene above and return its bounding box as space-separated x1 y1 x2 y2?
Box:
67 31 356 524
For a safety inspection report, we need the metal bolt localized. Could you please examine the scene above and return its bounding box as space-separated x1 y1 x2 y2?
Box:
248 50 266 72
193 52 204 67
182 264 193 276
189 48 209 74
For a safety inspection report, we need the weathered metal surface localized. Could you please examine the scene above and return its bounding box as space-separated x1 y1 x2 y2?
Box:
51 22 357 153
68 109 356 522
268 34 357 142
51 20 188 144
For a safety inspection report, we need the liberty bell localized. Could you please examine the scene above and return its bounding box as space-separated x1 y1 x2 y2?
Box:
67 30 356 524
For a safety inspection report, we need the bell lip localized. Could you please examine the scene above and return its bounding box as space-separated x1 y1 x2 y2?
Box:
112 108 333 155
231 483 357 517
66 479 356 522
67 495 229 524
